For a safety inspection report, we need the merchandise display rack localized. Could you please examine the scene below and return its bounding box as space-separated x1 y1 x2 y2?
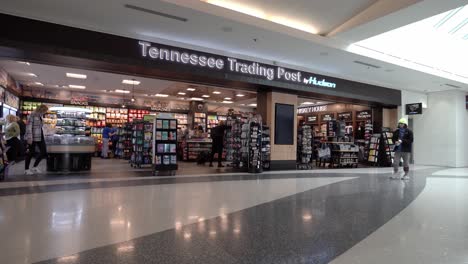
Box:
54 109 88 136
193 112 207 131
153 118 178 174
226 115 247 170
174 113 188 131
330 143 359 168
380 131 395 166
207 114 227 135
117 123 133 159
130 121 153 168
248 120 262 173
183 140 212 161
367 133 381 164
297 125 313 170
262 125 271 170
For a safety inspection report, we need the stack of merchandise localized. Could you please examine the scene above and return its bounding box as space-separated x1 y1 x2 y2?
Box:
367 133 381 164
248 121 262 173
154 118 178 173
262 126 271 170
117 123 133 159
239 123 250 170
297 125 313 170
225 116 244 168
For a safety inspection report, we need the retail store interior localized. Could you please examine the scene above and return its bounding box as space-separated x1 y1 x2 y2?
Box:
0 59 397 180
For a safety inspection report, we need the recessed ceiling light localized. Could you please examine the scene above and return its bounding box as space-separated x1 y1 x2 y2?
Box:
222 101 233 104
191 97 204 101
240 103 245 106
26 73 37 77
178 92 186 95
155 94 169 97
34 82 44 86
224 97 232 100
122 79 140 85
316 102 323 104
68 84 86 89
302 102 314 105
236 94 245 97
248 103 257 107
115 89 130 94
17 61 30 65
66 73 87 79
187 88 196 91
202 95 210 98
213 91 221 94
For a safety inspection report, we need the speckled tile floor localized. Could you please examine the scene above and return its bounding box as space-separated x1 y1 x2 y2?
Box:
0 166 465 264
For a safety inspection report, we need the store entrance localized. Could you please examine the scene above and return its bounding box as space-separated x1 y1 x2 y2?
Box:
296 97 396 170
0 60 260 179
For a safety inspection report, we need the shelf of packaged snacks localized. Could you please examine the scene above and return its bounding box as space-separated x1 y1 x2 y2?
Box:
106 108 128 127
128 109 150 123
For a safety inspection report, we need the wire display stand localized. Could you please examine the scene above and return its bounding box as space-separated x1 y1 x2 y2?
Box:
153 117 178 176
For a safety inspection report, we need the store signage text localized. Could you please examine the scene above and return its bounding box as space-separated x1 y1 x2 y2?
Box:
356 110 372 120
139 41 336 89
307 115 318 123
338 112 352 121
70 96 89 106
297 105 327 114
322 114 334 121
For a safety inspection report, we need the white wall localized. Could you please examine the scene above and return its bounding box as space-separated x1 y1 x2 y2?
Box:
409 90 468 167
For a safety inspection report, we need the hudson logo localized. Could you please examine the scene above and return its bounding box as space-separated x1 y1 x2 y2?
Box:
303 77 336 88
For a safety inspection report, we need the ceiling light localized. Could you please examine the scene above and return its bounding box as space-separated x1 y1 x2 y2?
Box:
316 102 323 104
66 73 87 79
302 102 315 105
131 97 136 102
26 73 37 77
178 92 186 95
115 89 130 94
236 94 245 97
224 97 232 100
17 61 30 65
222 101 234 104
202 95 210 98
187 88 196 91
155 94 169 97
240 103 245 106
34 82 44 86
68 85 86 89
248 103 257 107
205 0 266 19
213 91 221 94
204 1 318 34
191 97 204 101
122 79 140 85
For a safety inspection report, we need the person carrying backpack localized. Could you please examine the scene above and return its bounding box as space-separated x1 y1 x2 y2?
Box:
390 118 413 180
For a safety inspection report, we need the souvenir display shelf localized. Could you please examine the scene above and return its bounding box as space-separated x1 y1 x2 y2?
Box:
153 118 178 173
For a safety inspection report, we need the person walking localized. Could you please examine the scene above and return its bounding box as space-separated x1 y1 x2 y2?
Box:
101 123 114 159
4 114 21 163
24 104 49 175
16 114 26 160
209 120 228 168
391 118 414 180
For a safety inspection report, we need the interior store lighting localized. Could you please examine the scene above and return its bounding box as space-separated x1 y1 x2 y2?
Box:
34 82 44 86
178 92 186 95
191 97 204 101
26 73 37 77
213 91 221 94
222 101 233 104
68 85 86 89
224 97 232 100
122 79 140 85
203 0 318 34
202 95 210 98
17 61 30 65
302 102 315 105
236 94 245 97
248 103 257 107
155 94 169 97
115 89 130 94
187 88 196 91
66 73 87 79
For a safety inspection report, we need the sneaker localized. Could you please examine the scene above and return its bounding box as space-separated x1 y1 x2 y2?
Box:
31 167 42 174
401 176 410 180
24 169 35 175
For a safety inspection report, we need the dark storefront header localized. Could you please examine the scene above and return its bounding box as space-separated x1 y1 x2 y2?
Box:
0 14 401 107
